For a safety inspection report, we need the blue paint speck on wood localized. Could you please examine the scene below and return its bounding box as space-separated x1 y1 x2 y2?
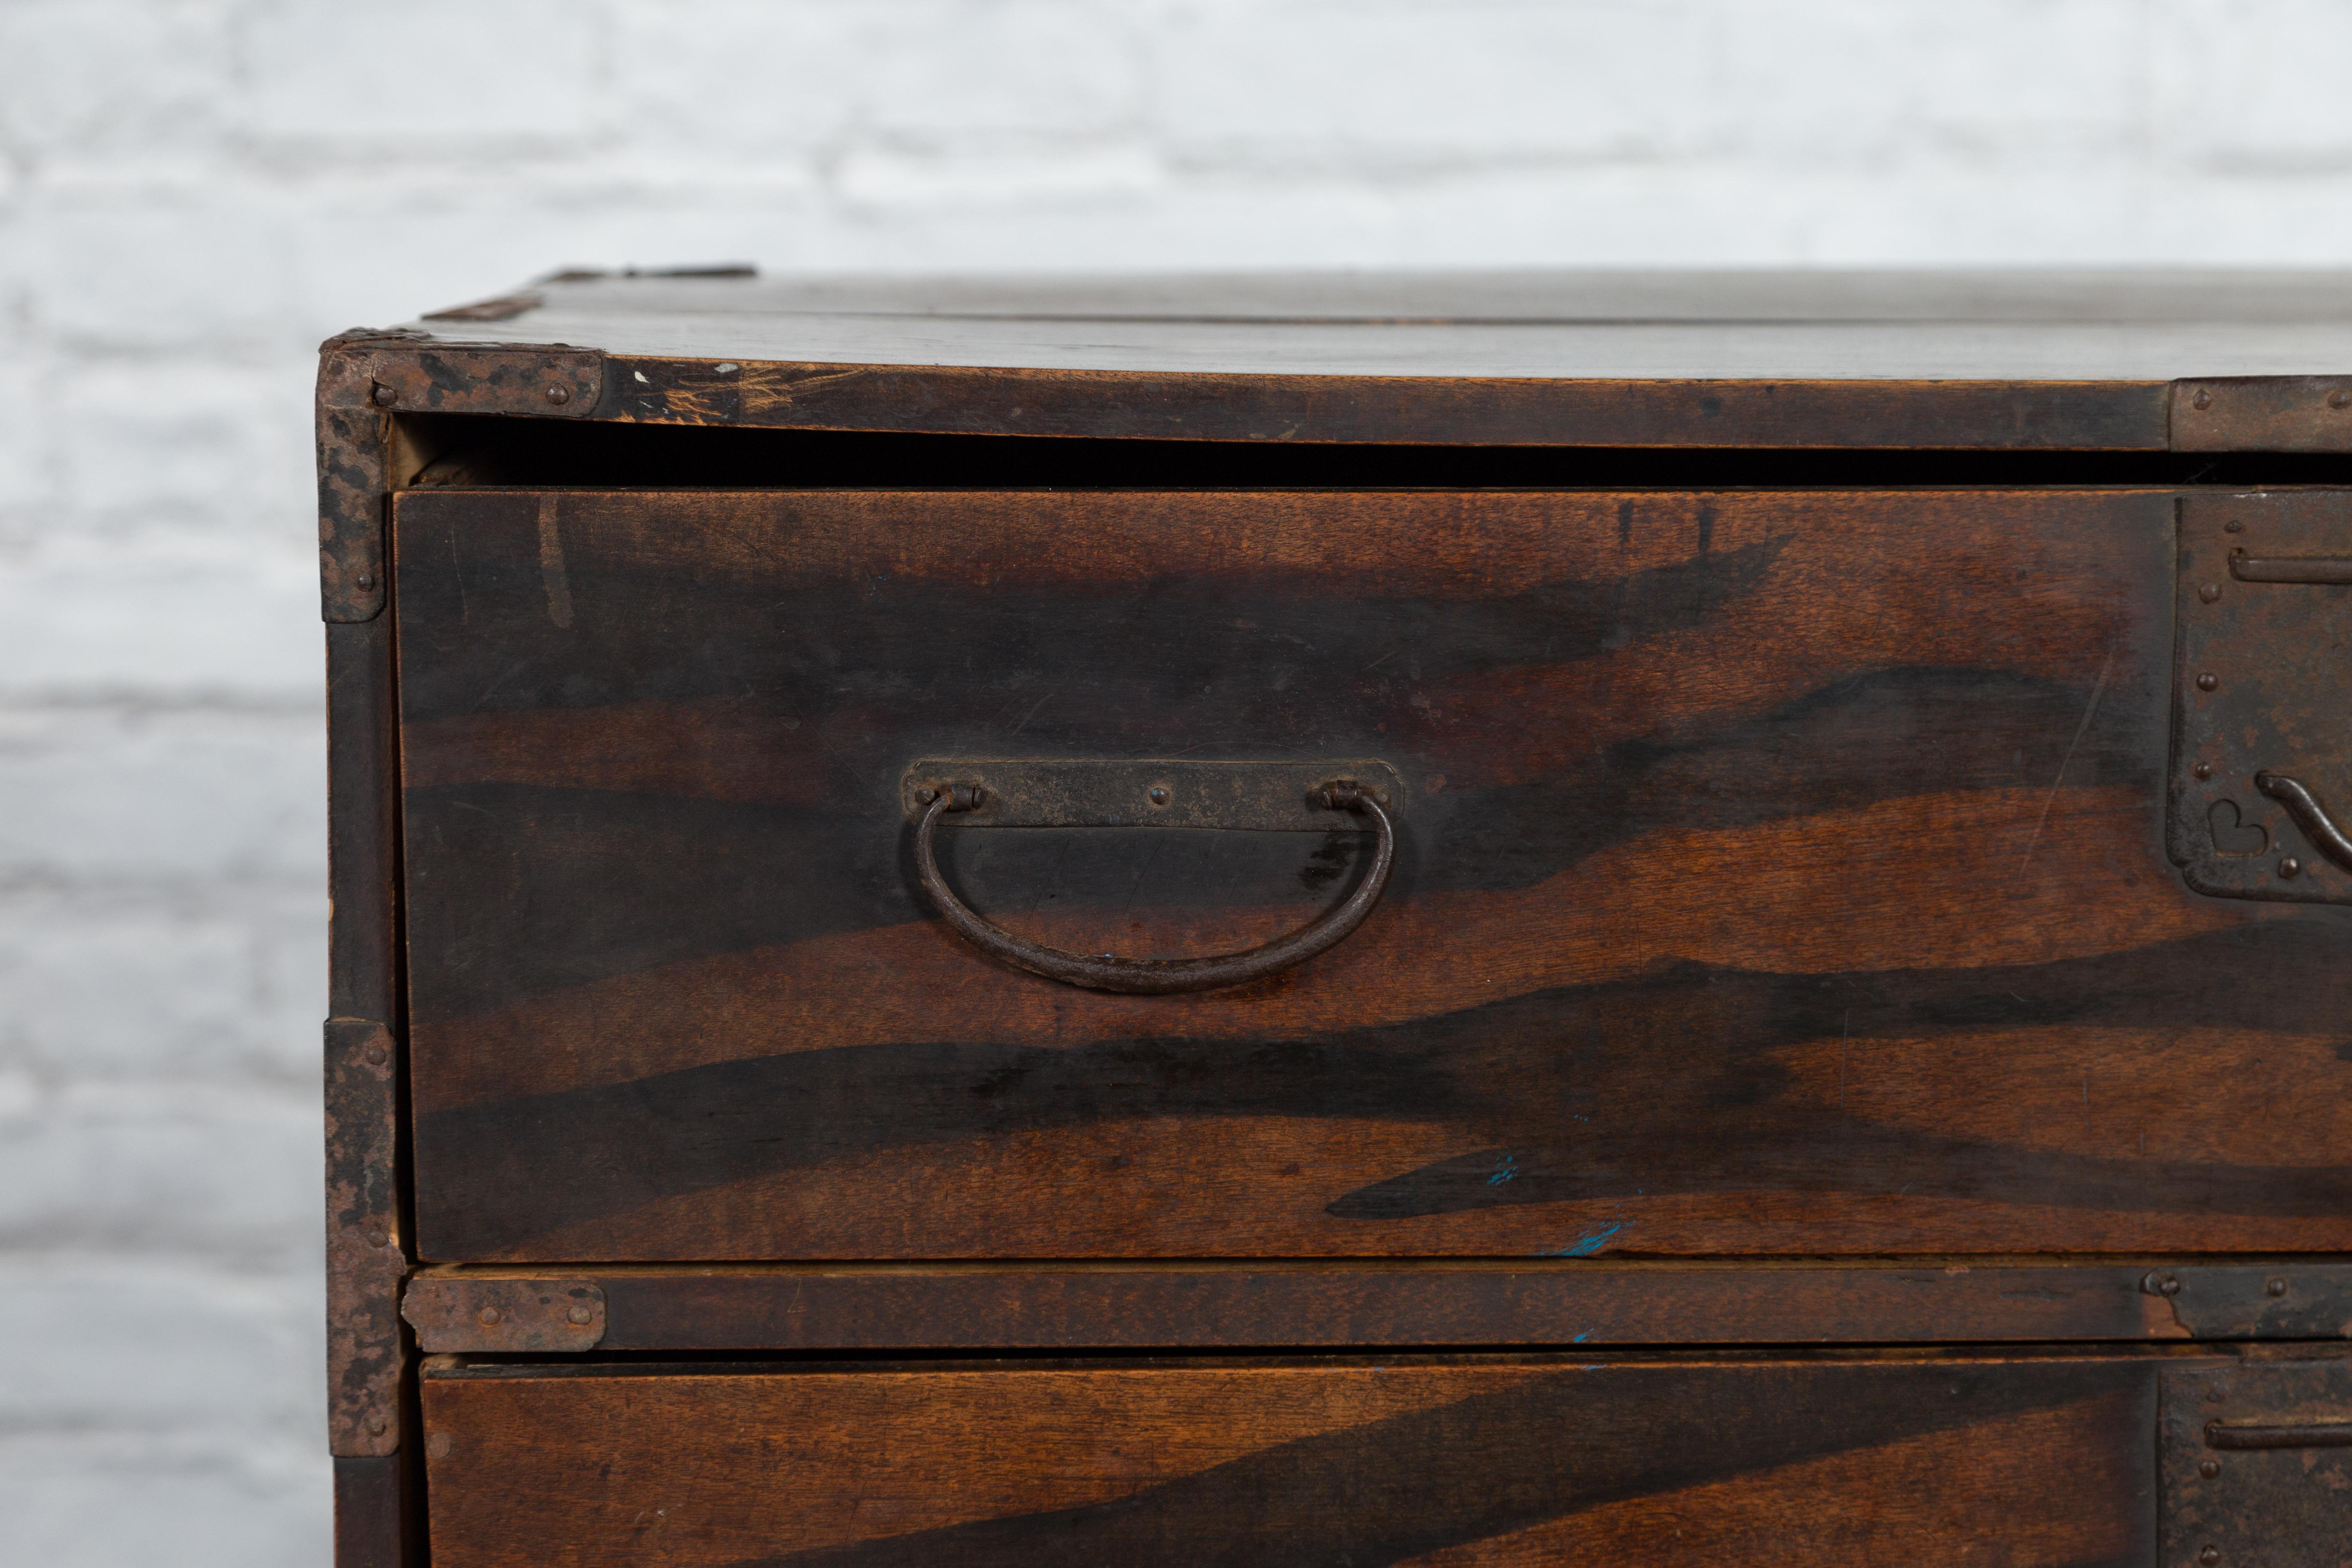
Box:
1538 1220 1627 1258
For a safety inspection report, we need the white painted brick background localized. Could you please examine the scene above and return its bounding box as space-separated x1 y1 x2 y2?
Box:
0 1 2347 1561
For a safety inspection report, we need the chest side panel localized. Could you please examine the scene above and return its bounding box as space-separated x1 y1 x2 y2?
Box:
393 487 2352 1261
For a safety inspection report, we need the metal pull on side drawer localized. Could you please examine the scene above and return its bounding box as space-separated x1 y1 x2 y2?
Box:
2162 1358 2352 1568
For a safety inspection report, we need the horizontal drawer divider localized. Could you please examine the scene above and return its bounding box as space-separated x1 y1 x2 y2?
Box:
400 1260 2352 1354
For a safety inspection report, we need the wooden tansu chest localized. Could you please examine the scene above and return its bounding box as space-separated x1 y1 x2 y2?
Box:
321 271 2352 1566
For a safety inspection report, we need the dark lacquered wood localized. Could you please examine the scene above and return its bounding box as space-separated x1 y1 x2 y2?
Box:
332 1454 408 1568
404 1261 2352 1352
419 1351 2166 1567
326 620 402 1027
604 359 2171 451
390 487 2352 1264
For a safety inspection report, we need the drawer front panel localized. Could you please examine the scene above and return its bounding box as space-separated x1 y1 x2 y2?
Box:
394 488 2352 1261
420 1353 2159 1566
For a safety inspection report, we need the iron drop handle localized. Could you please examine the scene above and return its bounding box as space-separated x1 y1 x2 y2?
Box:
913 781 1395 994
2255 772 2352 873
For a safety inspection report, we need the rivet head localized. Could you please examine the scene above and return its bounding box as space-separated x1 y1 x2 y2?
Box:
546 384 572 406
2196 672 2218 692
1148 786 1170 805
427 1432 455 1460
2144 1271 2183 1297
2198 582 2223 603
367 1231 389 1249
478 1306 502 1326
2201 1547 2221 1566
567 1304 595 1325
370 384 397 407
365 1414 388 1436
2199 1458 2221 1479
362 1042 388 1065
355 573 374 591
2331 389 2352 409
916 786 937 803
2193 763 2214 781
2280 857 2301 879
2266 1277 2288 1296
2224 519 2243 533
2193 389 2214 410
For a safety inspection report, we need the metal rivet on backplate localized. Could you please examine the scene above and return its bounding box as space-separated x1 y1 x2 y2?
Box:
368 1231 389 1248
2280 858 2301 879
1148 786 1170 805
2224 519 2243 533
2199 1458 2221 1479
362 1042 388 1065
2193 763 2214 781
478 1306 502 1326
355 573 375 591
2267 1277 2288 1296
2199 582 2222 603
366 1414 388 1436
546 384 571 405
371 384 396 407
567 1305 594 1325
2200 1547 2221 1566
2192 389 2213 409
2196 673 2218 692
2144 1271 2182 1297
2331 390 2352 409
427 1432 455 1460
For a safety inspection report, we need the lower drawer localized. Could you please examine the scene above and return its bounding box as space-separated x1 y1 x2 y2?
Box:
420 1349 2350 1565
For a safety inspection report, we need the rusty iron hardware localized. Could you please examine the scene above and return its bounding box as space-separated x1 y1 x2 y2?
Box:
2231 554 2352 585
317 399 388 623
535 262 757 283
316 334 605 620
2135 1265 2352 1338
402 1278 608 1354
913 766 1400 994
324 1019 405 1455
2174 376 2352 452
318 339 602 418
2163 1360 2352 1568
900 757 1402 829
2206 1420 2352 1450
2169 493 2352 905
2255 774 2352 874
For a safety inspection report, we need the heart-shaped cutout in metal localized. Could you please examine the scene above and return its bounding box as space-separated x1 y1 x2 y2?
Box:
2208 798 2269 857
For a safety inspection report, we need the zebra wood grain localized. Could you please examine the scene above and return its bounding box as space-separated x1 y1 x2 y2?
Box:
392 487 2352 1263
418 1353 2162 1567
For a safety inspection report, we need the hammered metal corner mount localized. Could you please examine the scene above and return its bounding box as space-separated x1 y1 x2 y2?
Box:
402 1278 609 1354
2173 377 2352 452
318 341 604 418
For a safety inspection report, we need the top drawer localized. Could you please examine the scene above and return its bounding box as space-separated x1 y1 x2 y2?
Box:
393 487 2352 1263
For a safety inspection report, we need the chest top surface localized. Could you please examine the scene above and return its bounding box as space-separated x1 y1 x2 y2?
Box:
402 266 2352 382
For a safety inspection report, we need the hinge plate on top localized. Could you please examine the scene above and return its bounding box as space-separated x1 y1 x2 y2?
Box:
2170 493 2352 905
2161 1358 2352 1568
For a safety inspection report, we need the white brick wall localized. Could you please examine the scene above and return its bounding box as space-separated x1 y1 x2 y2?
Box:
0 2 2346 1562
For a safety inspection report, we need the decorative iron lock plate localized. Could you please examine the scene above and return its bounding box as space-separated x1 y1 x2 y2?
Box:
2171 493 2352 904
